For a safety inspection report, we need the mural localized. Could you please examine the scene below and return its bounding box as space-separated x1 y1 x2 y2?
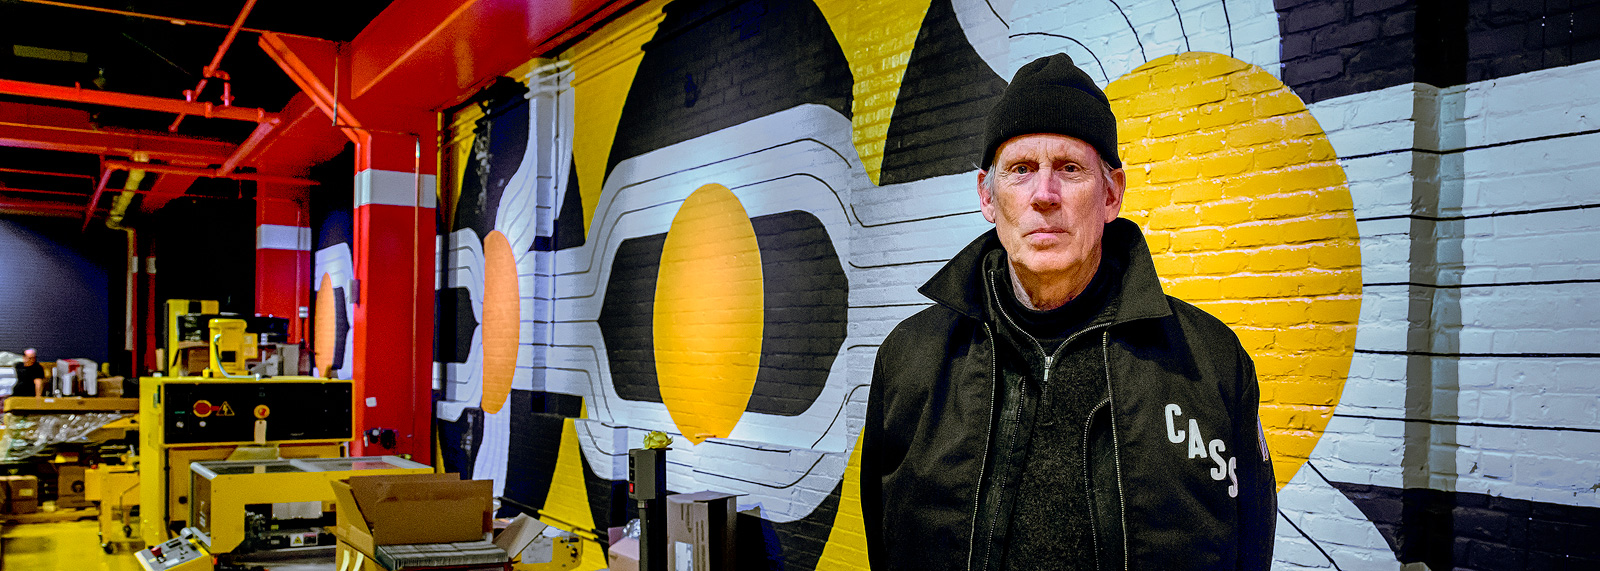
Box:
417 0 1600 569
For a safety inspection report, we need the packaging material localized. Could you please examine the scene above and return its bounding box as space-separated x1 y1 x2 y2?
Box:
96 376 125 398
607 535 640 571
52 358 97 396
0 366 15 398
666 491 741 571
56 464 89 508
336 540 386 571
0 412 130 462
493 513 547 561
330 472 493 556
2 475 39 514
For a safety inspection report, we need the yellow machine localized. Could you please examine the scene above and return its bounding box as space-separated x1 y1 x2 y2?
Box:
188 456 431 555
86 464 141 553
135 529 214 571
137 376 357 567
165 299 292 378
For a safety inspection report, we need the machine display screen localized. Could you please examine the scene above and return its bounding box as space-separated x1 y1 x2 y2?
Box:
163 382 353 444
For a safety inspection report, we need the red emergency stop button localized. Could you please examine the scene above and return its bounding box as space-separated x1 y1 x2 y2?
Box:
193 400 213 417
254 405 270 419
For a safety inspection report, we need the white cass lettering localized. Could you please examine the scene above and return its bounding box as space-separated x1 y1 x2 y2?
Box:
1227 457 1239 498
1208 439 1227 480
1188 418 1207 459
1165 404 1185 443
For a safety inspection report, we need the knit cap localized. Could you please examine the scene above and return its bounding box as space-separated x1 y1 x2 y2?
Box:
980 53 1120 170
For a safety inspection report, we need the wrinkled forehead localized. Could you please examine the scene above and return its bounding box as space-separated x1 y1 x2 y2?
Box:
992 133 1102 165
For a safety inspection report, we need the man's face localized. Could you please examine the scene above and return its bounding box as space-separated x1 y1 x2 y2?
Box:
978 133 1125 284
22 350 35 366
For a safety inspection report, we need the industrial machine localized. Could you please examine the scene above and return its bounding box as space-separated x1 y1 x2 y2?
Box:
136 528 213 571
163 299 299 378
137 375 354 553
188 456 431 555
87 463 141 552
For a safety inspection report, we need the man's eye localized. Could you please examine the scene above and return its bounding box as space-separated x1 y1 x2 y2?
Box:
1012 165 1030 174
1063 163 1081 173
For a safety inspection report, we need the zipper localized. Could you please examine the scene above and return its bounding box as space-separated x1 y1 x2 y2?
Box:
1102 331 1129 571
968 322 998 571
1083 397 1111 569
977 269 1116 570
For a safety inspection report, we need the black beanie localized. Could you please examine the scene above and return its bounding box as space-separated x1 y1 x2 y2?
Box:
980 53 1120 170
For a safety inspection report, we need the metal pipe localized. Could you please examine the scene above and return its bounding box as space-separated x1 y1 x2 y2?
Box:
218 117 280 175
169 0 259 132
12 0 330 42
82 167 114 230
0 78 275 123
0 187 90 198
0 166 96 181
101 160 317 185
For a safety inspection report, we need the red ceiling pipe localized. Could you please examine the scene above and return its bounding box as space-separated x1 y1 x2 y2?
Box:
0 186 92 198
14 0 329 41
101 159 317 186
218 117 281 176
169 0 259 132
0 166 96 181
0 78 275 123
0 197 88 217
82 167 115 229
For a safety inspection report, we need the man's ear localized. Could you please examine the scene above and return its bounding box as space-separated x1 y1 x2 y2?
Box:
977 170 997 223
1104 167 1126 223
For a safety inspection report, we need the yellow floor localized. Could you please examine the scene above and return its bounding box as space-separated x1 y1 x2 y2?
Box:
2 519 141 571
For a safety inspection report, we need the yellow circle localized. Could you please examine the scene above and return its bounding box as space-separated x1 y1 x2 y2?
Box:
254 404 270 419
654 184 764 445
314 273 337 376
481 230 521 415
1107 52 1362 489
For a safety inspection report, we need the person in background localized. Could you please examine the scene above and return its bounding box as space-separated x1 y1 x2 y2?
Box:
11 348 45 398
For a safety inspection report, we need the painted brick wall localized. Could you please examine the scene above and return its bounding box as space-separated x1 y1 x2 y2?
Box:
424 0 1600 569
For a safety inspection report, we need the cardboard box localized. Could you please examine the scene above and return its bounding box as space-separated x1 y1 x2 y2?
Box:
96 376 125 398
666 491 741 571
3 476 39 514
608 536 640 571
329 472 493 555
57 465 89 508
335 539 387 571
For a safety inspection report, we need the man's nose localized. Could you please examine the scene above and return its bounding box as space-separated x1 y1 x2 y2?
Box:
1029 169 1062 208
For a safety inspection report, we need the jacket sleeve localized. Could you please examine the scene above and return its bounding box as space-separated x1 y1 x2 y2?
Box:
1234 349 1277 570
860 344 892 571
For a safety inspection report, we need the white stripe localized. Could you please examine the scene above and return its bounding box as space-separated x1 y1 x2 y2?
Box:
355 169 437 208
256 224 311 251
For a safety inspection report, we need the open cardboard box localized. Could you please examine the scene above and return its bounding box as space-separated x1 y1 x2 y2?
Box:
329 472 494 556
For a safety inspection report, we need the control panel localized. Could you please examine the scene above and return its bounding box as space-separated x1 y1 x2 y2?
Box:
162 381 352 444
135 533 211 571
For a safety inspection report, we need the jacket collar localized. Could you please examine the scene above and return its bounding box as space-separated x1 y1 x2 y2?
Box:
918 218 1173 326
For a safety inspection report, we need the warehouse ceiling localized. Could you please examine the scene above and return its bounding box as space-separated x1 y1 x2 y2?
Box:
0 0 390 221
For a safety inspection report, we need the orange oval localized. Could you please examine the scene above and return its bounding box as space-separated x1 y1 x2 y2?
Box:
653 184 764 444
314 273 337 376
481 230 521 414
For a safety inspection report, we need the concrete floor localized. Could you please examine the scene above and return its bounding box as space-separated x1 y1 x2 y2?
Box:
1 519 142 571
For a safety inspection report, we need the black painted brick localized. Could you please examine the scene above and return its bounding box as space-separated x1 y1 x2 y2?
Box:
1314 19 1383 50
1355 0 1410 16
1284 53 1347 84
1283 2 1350 32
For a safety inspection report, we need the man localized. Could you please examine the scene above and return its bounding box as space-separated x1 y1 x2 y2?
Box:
861 54 1276 570
12 349 45 398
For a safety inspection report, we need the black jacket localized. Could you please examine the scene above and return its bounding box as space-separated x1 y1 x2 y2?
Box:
862 219 1276 570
